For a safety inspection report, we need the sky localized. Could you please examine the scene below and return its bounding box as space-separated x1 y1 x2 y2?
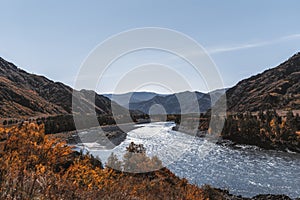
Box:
0 0 300 94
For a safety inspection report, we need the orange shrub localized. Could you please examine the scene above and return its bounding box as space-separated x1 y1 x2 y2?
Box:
0 122 222 200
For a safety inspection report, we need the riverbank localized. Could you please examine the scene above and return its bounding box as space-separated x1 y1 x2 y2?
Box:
221 112 300 153
174 122 300 153
205 187 296 200
49 123 140 149
22 122 297 200
87 122 300 198
172 111 300 153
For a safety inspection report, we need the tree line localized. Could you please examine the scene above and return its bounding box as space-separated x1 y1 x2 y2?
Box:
1 112 150 134
221 110 300 151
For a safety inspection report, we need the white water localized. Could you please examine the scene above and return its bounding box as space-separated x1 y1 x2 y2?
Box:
77 122 300 198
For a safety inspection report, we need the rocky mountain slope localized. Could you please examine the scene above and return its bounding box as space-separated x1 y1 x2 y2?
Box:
3 51 299 118
0 57 125 118
226 52 300 112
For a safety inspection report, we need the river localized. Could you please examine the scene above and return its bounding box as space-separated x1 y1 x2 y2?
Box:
76 122 300 198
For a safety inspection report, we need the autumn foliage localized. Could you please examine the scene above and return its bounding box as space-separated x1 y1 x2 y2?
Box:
0 122 223 199
221 110 300 151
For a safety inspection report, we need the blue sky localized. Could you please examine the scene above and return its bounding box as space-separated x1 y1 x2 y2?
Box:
0 0 300 94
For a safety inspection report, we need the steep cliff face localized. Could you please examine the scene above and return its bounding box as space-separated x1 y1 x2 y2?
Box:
0 57 124 118
226 53 300 112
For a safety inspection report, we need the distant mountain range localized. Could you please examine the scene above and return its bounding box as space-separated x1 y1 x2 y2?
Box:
105 52 300 115
1 52 299 118
225 52 300 112
103 92 167 108
129 91 208 114
104 90 226 115
0 57 126 118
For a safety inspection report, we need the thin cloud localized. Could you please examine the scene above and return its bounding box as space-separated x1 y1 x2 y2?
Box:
207 33 300 54
282 34 300 40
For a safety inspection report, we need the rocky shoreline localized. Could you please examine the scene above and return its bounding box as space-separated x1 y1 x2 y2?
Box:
174 123 300 154
220 133 300 153
212 187 297 200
